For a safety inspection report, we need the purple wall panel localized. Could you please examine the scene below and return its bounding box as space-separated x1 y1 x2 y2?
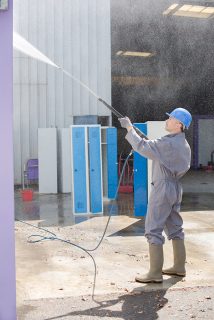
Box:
0 1 17 318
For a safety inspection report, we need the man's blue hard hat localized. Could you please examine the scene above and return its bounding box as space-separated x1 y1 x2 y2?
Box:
166 108 192 129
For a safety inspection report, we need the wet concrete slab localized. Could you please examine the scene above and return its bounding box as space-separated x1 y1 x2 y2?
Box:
15 201 214 301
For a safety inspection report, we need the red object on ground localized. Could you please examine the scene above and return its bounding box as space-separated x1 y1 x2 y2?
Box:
21 189 33 201
118 154 133 193
119 185 133 193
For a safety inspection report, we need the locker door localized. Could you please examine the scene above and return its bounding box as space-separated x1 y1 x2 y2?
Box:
133 123 148 216
107 127 118 199
88 126 103 213
71 127 88 213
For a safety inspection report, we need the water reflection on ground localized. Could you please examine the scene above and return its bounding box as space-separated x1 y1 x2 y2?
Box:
15 190 214 228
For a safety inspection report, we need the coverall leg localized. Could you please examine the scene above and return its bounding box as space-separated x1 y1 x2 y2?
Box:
145 180 182 245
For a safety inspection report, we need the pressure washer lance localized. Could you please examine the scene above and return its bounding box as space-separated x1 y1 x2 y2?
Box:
98 97 149 140
62 68 148 140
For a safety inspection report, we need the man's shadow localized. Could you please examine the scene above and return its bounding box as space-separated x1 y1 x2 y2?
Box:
44 276 183 320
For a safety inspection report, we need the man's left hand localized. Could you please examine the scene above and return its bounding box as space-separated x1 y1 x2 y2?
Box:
119 117 133 130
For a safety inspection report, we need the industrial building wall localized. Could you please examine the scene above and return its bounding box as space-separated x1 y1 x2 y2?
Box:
13 0 111 184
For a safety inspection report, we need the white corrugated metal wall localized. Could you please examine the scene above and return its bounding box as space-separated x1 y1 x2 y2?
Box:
13 0 111 184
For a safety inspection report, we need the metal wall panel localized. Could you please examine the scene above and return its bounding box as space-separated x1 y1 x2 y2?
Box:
55 0 64 129
88 0 98 114
46 0 56 128
97 0 111 116
71 0 81 116
63 0 73 128
13 0 111 184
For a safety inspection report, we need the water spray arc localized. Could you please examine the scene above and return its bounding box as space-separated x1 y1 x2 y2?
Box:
14 32 148 139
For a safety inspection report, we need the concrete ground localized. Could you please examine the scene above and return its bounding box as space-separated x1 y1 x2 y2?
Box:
16 170 214 319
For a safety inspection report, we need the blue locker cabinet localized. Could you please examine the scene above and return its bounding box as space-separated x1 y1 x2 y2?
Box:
71 125 117 214
133 123 148 216
71 127 88 213
88 127 103 213
107 128 118 199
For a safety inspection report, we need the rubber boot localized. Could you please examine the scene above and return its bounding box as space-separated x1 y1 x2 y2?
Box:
162 239 186 276
135 244 163 283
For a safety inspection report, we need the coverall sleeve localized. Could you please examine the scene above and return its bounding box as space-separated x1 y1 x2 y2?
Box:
125 128 171 162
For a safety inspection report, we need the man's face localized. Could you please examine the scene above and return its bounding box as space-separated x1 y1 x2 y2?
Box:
165 117 182 132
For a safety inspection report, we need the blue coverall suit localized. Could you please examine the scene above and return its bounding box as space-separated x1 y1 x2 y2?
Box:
126 129 191 245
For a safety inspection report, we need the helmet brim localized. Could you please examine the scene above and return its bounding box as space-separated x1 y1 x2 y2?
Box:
166 112 185 128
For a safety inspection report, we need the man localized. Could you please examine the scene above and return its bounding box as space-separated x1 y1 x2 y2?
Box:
119 108 192 283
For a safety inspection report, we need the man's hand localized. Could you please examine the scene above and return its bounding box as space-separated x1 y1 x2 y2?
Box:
119 117 133 131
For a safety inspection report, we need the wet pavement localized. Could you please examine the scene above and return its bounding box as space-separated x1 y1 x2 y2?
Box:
15 191 214 228
15 169 214 227
15 191 135 228
15 170 214 319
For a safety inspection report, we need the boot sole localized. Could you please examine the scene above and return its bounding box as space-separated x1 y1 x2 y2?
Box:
135 278 163 283
162 271 186 277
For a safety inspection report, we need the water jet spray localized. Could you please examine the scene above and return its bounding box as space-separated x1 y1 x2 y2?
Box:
13 32 148 140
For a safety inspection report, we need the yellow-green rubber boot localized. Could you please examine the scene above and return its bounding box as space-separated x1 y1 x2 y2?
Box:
162 239 186 276
135 244 163 283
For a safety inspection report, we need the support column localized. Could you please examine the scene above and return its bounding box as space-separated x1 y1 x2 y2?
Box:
0 1 17 319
